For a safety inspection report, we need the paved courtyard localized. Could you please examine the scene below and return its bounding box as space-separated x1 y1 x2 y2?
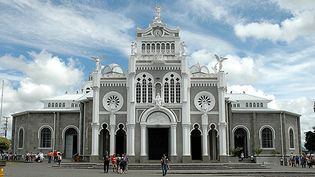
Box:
4 161 315 177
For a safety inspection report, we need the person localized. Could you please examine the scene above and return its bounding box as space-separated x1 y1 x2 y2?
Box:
47 151 52 163
161 154 169 176
240 152 244 161
57 152 62 167
53 150 58 162
111 154 117 172
103 154 110 173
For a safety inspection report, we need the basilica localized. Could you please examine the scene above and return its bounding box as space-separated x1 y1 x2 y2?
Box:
11 7 301 163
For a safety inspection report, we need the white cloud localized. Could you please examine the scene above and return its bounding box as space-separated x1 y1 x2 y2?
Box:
0 50 84 137
182 30 237 56
0 0 135 56
190 51 258 84
234 1 315 42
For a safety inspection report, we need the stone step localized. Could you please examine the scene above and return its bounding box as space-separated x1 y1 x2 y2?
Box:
55 162 267 170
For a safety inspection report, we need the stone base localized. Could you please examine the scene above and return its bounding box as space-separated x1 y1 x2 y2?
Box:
170 156 178 163
89 155 101 163
202 155 210 162
127 156 136 163
140 156 148 163
219 155 230 163
182 156 191 163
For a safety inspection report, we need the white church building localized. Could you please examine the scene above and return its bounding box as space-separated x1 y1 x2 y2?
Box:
12 7 301 163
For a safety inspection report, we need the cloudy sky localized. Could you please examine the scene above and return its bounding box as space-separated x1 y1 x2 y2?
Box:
0 0 314 141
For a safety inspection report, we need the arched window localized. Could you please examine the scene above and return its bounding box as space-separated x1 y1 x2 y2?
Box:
164 82 169 103
136 82 141 103
289 128 294 149
171 43 175 53
18 128 24 148
161 43 165 53
152 43 155 53
157 43 160 52
260 103 263 107
136 73 153 103
163 72 181 104
142 78 147 103
148 82 153 103
59 103 62 107
176 82 180 103
52 103 54 107
62 103 65 107
170 78 175 103
40 127 52 148
142 43 145 53
146 43 150 53
48 103 51 107
261 127 273 148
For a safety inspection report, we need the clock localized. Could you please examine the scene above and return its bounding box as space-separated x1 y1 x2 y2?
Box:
153 29 163 37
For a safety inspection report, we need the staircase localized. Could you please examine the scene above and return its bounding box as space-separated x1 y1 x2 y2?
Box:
56 162 267 170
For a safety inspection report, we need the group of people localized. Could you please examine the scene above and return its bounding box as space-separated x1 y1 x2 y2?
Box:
103 153 129 174
287 154 314 168
47 150 63 166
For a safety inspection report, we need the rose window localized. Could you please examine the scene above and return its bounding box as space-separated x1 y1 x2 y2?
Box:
102 91 123 112
194 91 215 112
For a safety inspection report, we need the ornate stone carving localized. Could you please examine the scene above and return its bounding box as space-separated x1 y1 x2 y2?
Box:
102 91 123 113
194 91 215 112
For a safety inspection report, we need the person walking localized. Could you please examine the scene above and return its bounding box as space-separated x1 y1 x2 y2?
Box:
104 155 110 173
57 152 62 167
161 154 169 176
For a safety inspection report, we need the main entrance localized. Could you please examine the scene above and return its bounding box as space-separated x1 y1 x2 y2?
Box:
148 128 169 160
64 128 78 159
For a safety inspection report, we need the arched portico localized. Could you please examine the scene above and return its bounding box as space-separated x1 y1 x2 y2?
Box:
139 106 177 161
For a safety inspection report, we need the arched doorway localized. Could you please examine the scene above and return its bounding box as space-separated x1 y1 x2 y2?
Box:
234 128 248 157
115 124 126 156
64 128 78 159
209 124 218 160
191 124 202 160
99 124 110 158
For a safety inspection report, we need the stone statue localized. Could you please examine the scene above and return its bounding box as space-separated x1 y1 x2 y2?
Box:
154 5 161 23
214 54 228 72
91 56 102 73
131 41 137 55
154 93 163 107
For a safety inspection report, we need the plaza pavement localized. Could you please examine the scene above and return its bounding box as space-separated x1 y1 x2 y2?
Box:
4 161 315 177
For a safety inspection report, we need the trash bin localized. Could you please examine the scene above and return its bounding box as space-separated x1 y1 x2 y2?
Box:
0 160 6 177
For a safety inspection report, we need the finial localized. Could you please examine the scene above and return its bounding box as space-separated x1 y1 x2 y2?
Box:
153 4 161 23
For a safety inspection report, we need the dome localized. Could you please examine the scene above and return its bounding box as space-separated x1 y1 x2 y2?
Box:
190 63 210 74
102 64 124 75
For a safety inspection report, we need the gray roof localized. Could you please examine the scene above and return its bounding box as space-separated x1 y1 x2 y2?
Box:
225 93 271 102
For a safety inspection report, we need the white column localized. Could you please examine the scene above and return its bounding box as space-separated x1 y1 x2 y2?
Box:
140 124 147 156
110 123 116 155
218 71 227 155
170 124 177 156
182 124 190 156
126 124 135 156
91 86 100 156
91 123 99 155
201 114 209 156
202 124 208 156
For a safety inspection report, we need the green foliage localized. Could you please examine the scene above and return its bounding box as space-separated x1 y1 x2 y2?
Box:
230 147 243 157
253 147 262 156
305 130 315 152
0 137 10 152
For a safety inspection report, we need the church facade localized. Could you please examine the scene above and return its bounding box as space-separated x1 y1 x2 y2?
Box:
11 7 301 163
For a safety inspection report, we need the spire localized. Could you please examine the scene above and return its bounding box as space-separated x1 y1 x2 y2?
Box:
153 4 162 23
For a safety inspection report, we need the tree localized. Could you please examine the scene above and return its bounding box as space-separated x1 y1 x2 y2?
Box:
304 129 315 152
0 137 10 153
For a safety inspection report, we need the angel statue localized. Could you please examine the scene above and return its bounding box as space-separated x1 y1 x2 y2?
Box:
214 54 228 72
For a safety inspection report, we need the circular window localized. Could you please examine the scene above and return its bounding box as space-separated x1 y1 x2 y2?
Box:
194 91 215 112
102 91 123 112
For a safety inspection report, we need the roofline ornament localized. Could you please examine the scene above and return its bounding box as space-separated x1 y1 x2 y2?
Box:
153 5 162 23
